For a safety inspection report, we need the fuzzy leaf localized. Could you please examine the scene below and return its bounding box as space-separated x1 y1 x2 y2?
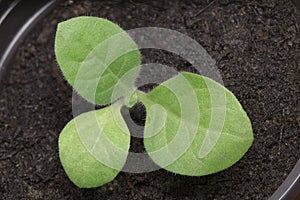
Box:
55 16 140 105
58 104 130 188
139 72 253 176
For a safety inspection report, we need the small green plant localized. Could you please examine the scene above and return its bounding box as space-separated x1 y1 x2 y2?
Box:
55 16 254 188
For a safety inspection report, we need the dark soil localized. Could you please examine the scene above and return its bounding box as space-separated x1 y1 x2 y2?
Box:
0 0 299 199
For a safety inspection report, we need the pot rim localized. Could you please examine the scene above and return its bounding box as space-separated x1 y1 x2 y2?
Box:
0 0 299 199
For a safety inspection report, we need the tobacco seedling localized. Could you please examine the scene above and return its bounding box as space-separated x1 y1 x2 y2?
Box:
55 16 254 188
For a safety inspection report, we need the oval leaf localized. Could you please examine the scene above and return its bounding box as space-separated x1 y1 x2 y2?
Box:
58 105 130 188
55 16 140 105
139 72 253 176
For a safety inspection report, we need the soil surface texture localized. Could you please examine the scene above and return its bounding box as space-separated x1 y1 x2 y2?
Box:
0 0 299 199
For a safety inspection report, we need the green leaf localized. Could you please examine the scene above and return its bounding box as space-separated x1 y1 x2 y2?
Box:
55 16 140 105
139 72 253 176
58 104 130 188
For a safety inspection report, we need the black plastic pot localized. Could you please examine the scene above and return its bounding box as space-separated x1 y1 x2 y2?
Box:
0 0 299 199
